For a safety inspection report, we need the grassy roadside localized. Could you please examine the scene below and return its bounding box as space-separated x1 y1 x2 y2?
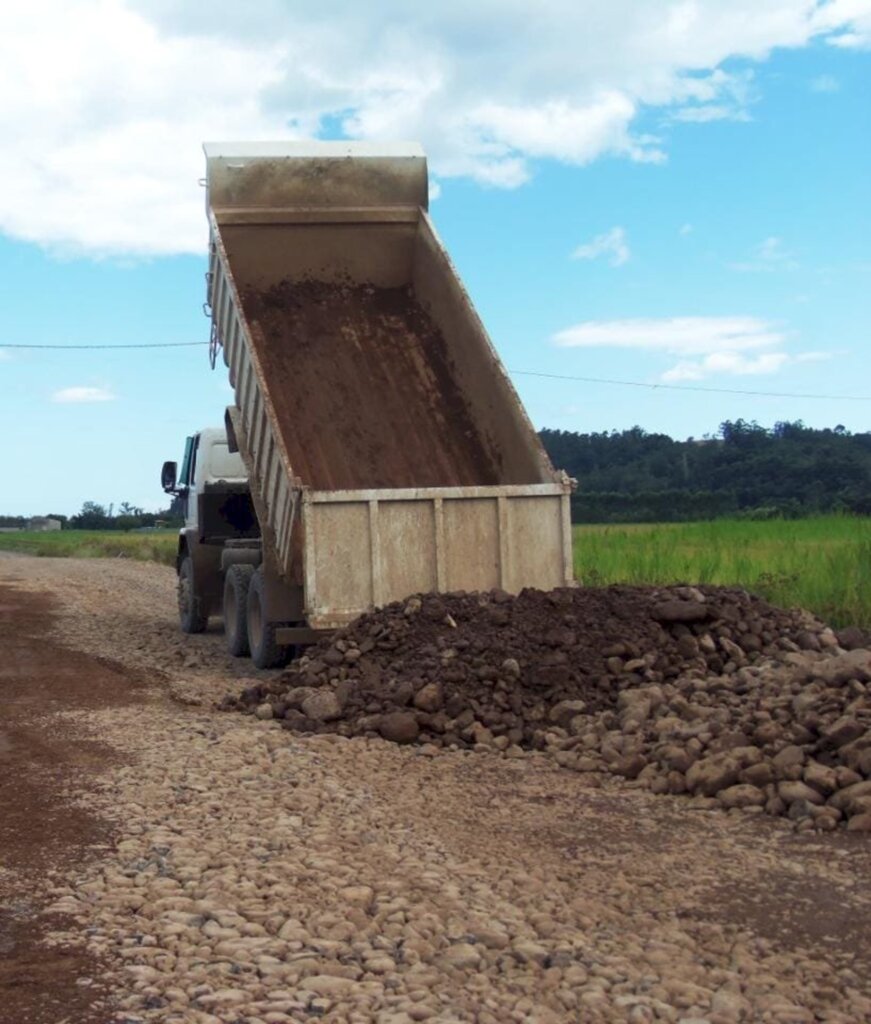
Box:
2 517 868 628
574 515 871 629
0 529 177 566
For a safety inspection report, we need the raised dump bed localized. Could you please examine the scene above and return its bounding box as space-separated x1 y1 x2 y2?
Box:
203 141 573 644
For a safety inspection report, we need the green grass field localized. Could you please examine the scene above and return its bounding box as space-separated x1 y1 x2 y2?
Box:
0 529 178 566
574 515 871 629
1 516 868 628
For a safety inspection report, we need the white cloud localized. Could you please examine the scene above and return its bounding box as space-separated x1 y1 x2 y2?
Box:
669 67 757 122
52 386 116 403
0 2 290 256
794 350 833 362
828 29 870 44
813 0 871 47
670 104 752 123
428 180 442 202
551 313 835 382
572 226 630 267
463 94 665 171
551 314 813 382
1 1 869 255
730 235 799 271
554 315 785 354
810 74 841 91
662 351 790 381
758 237 786 259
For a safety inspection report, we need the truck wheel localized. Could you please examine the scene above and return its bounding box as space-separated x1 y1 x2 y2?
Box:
246 568 291 669
223 564 254 656
178 555 209 634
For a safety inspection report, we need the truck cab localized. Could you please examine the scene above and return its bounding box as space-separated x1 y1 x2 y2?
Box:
161 428 259 631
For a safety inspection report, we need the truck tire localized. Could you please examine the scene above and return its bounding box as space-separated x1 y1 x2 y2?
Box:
223 561 253 655
223 564 254 656
246 568 291 669
178 555 209 633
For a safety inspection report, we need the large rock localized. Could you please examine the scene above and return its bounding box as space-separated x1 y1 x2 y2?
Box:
840 735 871 776
823 716 865 749
652 600 710 624
659 744 695 774
815 649 871 684
777 780 824 806
711 988 752 1018
512 940 549 965
440 943 481 969
378 712 420 744
614 753 647 779
299 975 356 996
283 686 318 710
501 657 521 679
413 682 444 713
739 761 775 787
830 780 871 814
803 761 838 796
301 690 344 722
836 626 868 651
468 925 509 950
772 745 806 771
549 699 588 727
718 784 766 809
685 747 762 796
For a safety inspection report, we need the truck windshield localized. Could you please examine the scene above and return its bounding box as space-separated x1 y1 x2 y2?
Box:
178 436 195 489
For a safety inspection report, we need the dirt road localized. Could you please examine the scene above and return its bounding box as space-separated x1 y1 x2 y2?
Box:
1 552 869 1023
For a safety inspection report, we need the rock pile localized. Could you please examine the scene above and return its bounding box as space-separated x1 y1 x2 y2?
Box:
553 645 871 832
222 585 871 829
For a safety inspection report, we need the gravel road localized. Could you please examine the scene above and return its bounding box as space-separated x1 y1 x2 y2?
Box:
1 552 869 1024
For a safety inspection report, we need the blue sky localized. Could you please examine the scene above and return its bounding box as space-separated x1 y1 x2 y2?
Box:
0 1 869 516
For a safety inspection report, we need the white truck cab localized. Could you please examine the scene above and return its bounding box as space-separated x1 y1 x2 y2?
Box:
176 428 248 528
162 427 310 668
161 429 275 650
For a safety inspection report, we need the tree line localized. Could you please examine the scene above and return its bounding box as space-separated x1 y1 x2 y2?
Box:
4 420 869 529
0 499 183 531
539 420 871 522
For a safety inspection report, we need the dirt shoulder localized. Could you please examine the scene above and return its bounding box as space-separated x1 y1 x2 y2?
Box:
0 579 150 1023
1 552 870 1024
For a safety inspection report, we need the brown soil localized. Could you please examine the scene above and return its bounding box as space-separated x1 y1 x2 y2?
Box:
0 582 145 1023
226 583 819 746
242 280 504 489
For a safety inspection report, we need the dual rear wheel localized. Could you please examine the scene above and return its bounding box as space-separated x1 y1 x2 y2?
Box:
223 565 291 669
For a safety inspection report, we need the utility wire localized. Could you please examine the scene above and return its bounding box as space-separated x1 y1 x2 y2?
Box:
510 369 871 402
1 341 208 349
2 341 867 401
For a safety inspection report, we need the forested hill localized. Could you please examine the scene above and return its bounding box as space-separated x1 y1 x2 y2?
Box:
539 420 871 522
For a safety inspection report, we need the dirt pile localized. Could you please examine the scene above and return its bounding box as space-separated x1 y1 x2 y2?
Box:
223 584 871 828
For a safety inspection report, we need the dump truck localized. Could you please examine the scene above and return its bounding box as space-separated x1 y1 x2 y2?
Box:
162 141 574 668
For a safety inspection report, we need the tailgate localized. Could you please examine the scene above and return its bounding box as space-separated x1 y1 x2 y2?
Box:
301 484 573 629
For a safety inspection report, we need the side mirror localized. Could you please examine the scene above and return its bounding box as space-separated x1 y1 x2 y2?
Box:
161 461 178 493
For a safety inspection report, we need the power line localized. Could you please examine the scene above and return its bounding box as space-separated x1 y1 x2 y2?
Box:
2 341 866 401
1 341 208 350
511 369 871 402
